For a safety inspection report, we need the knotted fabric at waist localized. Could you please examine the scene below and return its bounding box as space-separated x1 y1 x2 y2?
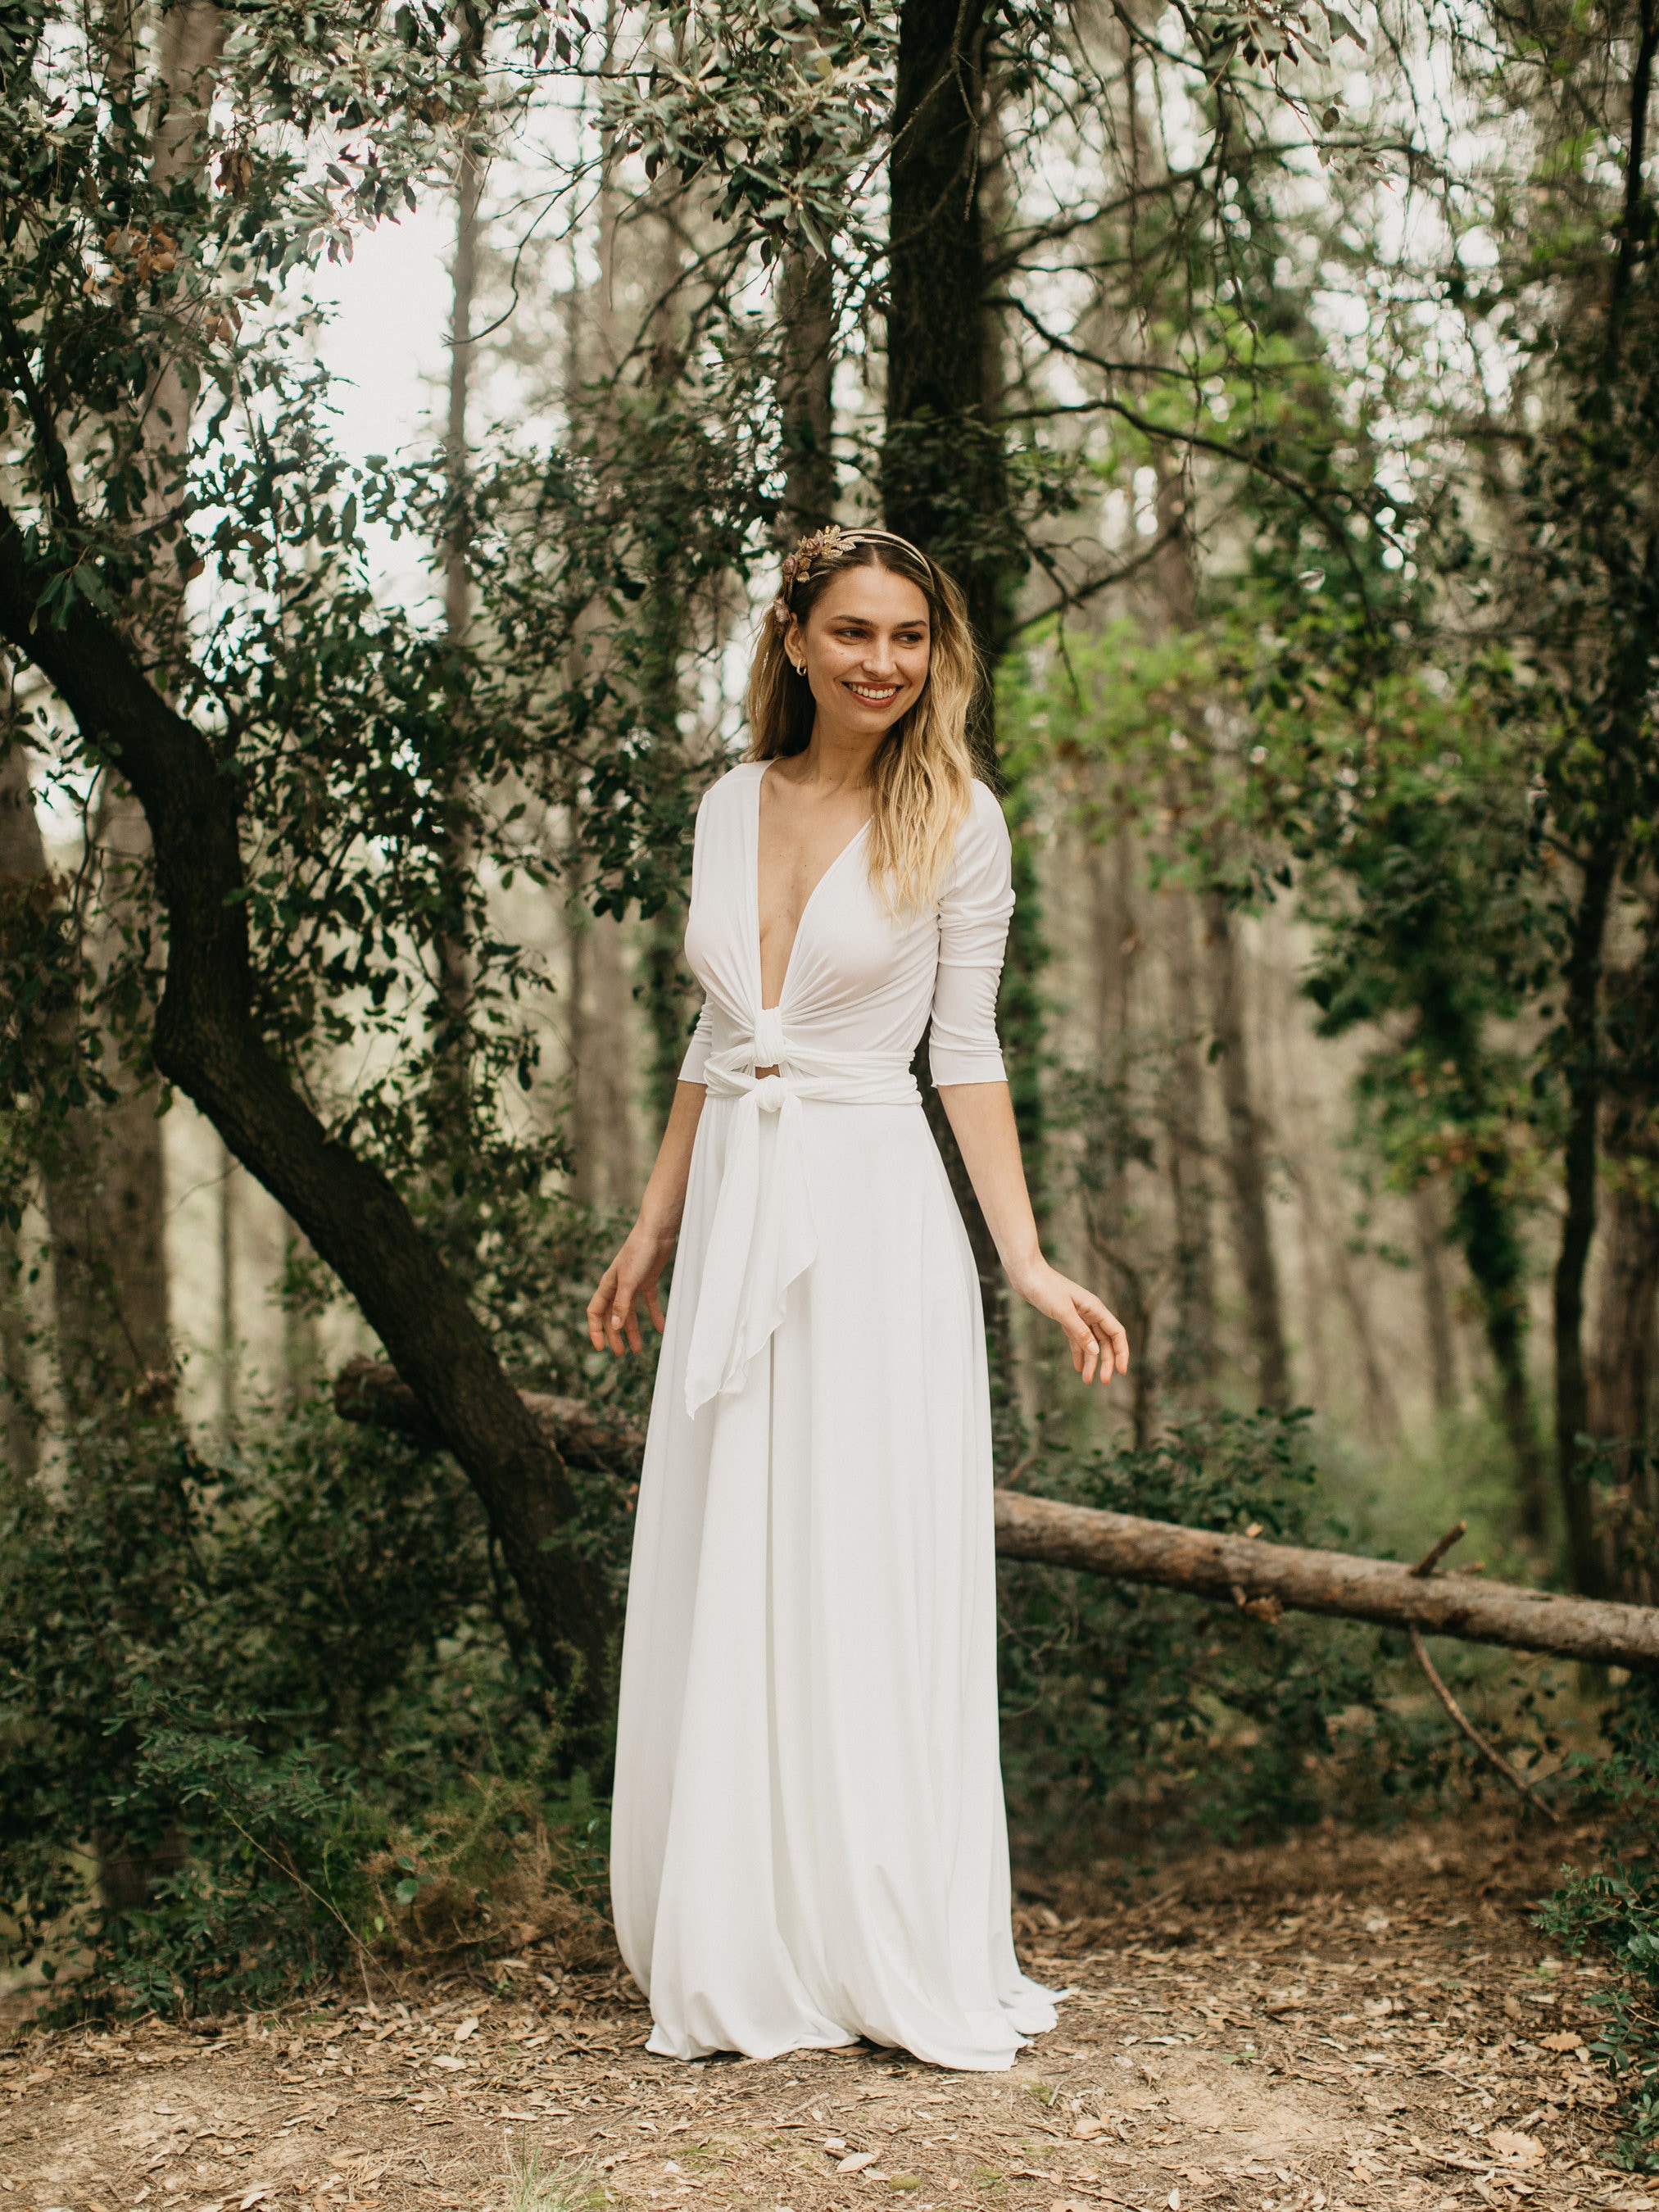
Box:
683 1032 920 1414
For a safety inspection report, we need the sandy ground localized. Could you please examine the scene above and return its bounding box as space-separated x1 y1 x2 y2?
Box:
1 1811 1648 2212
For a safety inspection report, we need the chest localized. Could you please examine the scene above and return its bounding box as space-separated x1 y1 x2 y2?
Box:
755 777 872 941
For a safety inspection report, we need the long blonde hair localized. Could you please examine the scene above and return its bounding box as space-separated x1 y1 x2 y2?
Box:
746 529 979 914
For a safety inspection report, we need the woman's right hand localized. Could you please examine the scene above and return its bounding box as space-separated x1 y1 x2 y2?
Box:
587 1217 680 1356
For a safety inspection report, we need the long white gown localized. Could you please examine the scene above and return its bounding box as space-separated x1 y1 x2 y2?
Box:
610 759 1059 2070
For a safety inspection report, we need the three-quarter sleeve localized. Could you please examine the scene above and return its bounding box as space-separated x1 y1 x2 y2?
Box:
679 999 715 1085
927 782 1015 1086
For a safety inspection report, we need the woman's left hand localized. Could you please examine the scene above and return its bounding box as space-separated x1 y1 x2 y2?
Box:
1008 1258 1130 1386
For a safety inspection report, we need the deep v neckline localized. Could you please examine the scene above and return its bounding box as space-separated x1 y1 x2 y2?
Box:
752 761 872 1011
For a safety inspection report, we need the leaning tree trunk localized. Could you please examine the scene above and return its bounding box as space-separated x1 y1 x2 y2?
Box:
0 514 616 1730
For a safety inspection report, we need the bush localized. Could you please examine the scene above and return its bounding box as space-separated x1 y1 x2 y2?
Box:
0 1398 623 2018
1537 1678 1659 2171
998 1407 1498 1861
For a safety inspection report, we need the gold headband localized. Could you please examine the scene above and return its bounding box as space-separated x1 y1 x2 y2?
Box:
769 524 929 628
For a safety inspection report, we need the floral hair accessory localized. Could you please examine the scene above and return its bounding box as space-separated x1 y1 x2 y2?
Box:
770 522 852 627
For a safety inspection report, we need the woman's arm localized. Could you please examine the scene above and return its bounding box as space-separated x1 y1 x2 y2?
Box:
587 1079 708 1356
938 1081 1129 1387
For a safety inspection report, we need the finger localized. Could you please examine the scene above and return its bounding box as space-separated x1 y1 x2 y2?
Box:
645 1281 668 1335
610 1277 643 1356
598 1272 628 1355
587 1269 619 1353
1081 1294 1129 1379
624 1295 646 1354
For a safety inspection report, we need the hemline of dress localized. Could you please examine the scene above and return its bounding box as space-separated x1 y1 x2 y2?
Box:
642 1982 1067 2073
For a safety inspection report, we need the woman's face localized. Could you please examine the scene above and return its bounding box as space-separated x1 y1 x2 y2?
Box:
786 564 931 740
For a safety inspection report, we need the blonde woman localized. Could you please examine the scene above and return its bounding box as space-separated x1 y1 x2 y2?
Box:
590 527 1128 2069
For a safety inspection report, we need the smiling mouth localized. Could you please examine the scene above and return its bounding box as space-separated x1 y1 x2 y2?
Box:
845 682 901 703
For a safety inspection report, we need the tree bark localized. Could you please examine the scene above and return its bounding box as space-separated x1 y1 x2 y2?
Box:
883 0 1014 722
1203 889 1290 1410
1556 849 1618 1593
0 717 170 1422
1413 1182 1460 1416
777 247 835 535
334 1354 1659 1675
429 116 486 1212
884 14 1031 1421
993 1487 1659 1675
0 508 615 1728
1162 890 1217 1395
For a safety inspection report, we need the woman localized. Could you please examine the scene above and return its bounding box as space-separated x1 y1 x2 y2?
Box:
589 525 1128 2070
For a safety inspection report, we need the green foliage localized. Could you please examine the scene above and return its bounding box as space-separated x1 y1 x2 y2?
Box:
0 1392 632 2016
1538 1679 1659 2172
997 1410 1472 1858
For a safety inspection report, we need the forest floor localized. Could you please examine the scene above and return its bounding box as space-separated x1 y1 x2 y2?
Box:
1 1809 1644 2212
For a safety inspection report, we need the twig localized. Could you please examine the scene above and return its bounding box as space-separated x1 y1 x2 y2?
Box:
1412 1520 1468 1578
1408 1627 1561 1824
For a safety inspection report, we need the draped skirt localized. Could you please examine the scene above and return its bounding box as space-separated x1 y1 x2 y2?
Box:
609 1091 1059 2069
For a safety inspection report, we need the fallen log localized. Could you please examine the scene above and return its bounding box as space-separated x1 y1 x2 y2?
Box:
333 1357 1659 1672
993 1489 1659 1673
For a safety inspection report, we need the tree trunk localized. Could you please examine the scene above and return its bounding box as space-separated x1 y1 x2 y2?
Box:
216 1136 238 1450
1591 1164 1659 1602
1203 890 1290 1411
279 1212 320 1409
0 718 40 1482
564 860 638 1213
1589 920 1659 1601
1452 1152 1549 1537
1556 848 1619 1594
777 247 835 534
883 0 1013 684
885 19 1032 1421
0 509 616 1730
1413 1182 1460 1416
0 722 170 1426
1162 889 1217 1394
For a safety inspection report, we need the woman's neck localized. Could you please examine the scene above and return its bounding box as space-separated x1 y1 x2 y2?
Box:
781 719 885 791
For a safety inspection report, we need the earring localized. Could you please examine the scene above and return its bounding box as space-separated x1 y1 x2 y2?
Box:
791 659 805 676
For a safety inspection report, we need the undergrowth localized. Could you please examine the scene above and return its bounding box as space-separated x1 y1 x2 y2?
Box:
998 1406 1567 1862
0 1386 1571 2024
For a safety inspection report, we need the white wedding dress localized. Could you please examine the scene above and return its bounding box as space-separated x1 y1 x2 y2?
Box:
610 759 1059 2070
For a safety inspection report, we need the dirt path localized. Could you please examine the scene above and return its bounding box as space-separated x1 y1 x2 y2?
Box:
1 1813 1644 2212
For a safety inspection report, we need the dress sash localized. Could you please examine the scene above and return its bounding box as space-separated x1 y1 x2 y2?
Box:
682 1020 920 1416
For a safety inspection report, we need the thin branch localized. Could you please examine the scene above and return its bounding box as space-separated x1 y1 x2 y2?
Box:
1411 1518 1468 1577
1408 1627 1562 1824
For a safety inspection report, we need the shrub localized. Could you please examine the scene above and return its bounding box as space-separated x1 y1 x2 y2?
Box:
998 1407 1491 1860
1537 1677 1659 2171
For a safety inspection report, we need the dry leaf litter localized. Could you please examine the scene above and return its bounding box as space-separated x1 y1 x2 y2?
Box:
0 1811 1643 2212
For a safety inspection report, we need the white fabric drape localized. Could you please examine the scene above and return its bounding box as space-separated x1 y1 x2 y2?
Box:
610 761 1059 2070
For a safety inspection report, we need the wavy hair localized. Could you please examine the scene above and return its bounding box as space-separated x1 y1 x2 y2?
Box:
746 529 979 915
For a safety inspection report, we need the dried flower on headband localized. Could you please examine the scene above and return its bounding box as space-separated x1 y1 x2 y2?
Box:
769 523 852 628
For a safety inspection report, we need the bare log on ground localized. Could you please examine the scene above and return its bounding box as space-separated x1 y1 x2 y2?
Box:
335 1358 1659 1672
994 1489 1659 1673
